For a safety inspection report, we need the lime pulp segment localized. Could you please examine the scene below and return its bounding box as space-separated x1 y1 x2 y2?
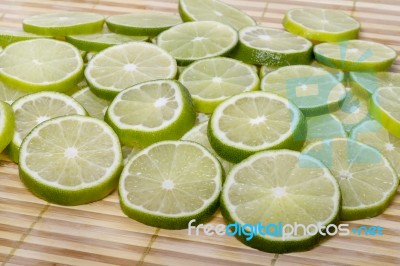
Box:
304 114 347 146
72 87 110 120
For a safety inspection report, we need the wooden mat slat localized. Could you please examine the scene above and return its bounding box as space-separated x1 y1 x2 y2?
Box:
1 0 400 265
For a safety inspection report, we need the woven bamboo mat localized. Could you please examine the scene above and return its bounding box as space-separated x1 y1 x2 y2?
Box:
0 0 399 265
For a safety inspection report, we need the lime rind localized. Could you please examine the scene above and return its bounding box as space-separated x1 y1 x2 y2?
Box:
0 27 52 47
0 101 14 153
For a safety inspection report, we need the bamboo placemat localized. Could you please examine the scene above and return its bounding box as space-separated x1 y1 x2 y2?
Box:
0 0 399 265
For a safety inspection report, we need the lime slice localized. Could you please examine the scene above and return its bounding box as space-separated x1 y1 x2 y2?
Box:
9 91 87 163
283 8 360 43
259 65 278 79
0 39 84 92
332 88 370 133
349 71 400 97
106 12 182 36
208 91 306 163
179 57 260 113
370 86 400 138
85 42 177 99
66 32 148 52
0 101 14 153
221 150 340 253
157 21 238 65
105 80 196 147
119 140 223 229
23 12 104 36
72 87 110 120
0 81 30 105
0 27 51 47
260 65 346 116
178 0 256 31
231 26 312 66
314 40 397 71
305 114 347 147
304 138 398 220
350 119 400 177
182 121 233 173
19 115 122 205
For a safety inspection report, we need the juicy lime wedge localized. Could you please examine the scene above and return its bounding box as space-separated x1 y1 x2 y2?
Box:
157 21 238 65
0 39 84 92
261 65 346 116
119 140 223 229
105 80 196 148
9 91 87 163
350 119 400 177
23 12 104 36
106 12 182 36
0 101 14 153
221 150 340 253
283 8 360 43
178 0 256 30
208 91 306 163
314 40 397 71
19 115 122 205
304 138 399 220
231 26 312 66
85 42 177 99
179 57 259 113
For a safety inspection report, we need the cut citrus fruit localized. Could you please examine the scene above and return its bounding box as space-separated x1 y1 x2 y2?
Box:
85 42 177 99
119 140 223 229
0 27 51 47
351 119 400 177
0 39 84 92
208 91 306 163
9 91 87 163
231 26 312 66
0 101 14 153
106 12 182 36
0 81 30 105
178 0 256 31
221 150 340 253
179 57 259 113
304 138 398 220
314 40 397 71
370 86 400 138
105 80 196 148
72 87 110 120
182 121 233 173
305 114 346 147
283 8 360 43
19 115 122 205
157 21 238 65
66 32 147 52
121 145 141 166
260 65 346 116
349 71 400 97
23 12 104 36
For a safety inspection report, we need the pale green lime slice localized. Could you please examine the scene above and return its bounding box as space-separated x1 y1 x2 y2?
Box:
105 80 196 147
178 0 256 30
208 91 306 163
157 21 238 65
0 27 51 47
72 87 110 120
106 12 182 36
283 8 360 43
9 91 87 163
349 71 400 97
314 40 397 71
305 114 347 147
0 101 14 153
85 42 177 99
304 138 399 220
261 65 346 116
179 57 259 113
351 119 400 177
23 12 104 36
221 149 340 253
0 39 84 92
19 115 122 205
119 140 223 229
231 26 312 66
0 81 30 105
